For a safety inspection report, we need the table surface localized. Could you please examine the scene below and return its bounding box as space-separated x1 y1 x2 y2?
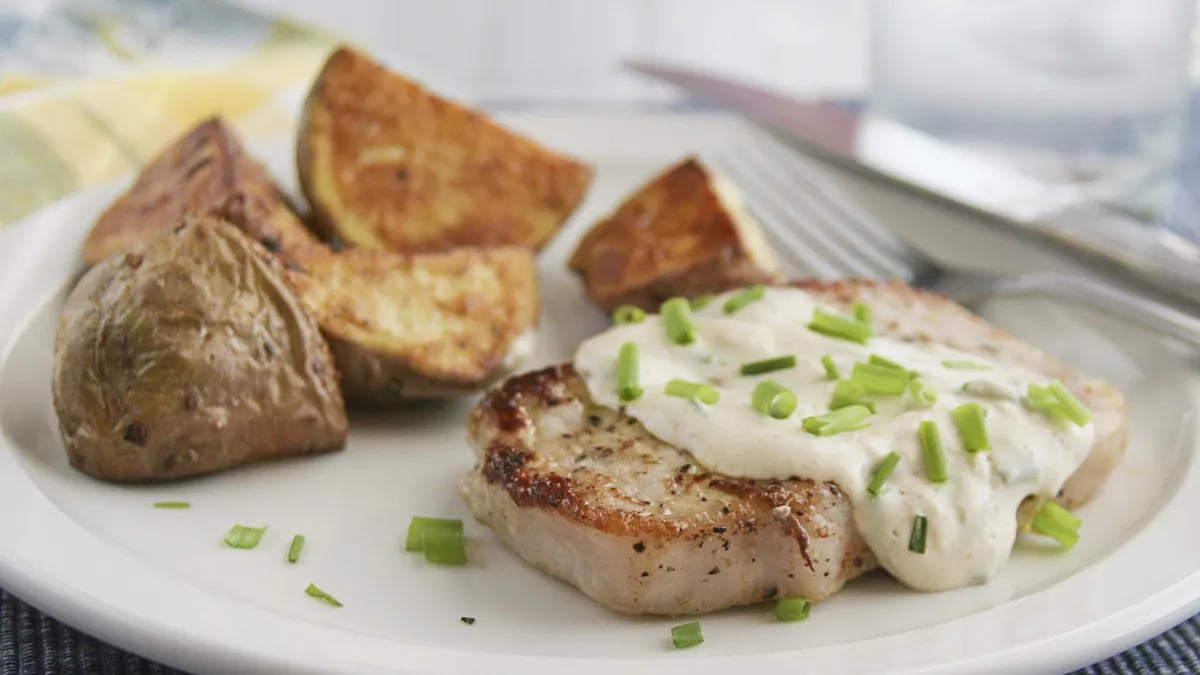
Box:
2 1 1200 673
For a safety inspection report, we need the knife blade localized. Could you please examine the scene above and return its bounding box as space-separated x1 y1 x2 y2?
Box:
626 59 1200 308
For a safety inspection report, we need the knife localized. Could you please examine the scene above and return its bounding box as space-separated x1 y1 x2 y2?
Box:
626 59 1200 309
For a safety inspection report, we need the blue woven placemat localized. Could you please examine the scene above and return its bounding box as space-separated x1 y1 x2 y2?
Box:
1 585 1199 674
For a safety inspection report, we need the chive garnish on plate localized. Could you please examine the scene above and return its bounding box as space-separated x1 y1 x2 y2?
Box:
774 597 811 622
807 308 871 344
671 621 704 648
423 525 468 565
660 297 697 345
612 304 646 325
405 517 463 551
304 583 343 608
908 379 938 407
851 362 910 395
1030 501 1081 551
852 302 872 324
740 355 796 376
867 354 906 371
751 380 797 419
665 379 719 405
867 452 901 497
942 359 991 370
287 535 305 563
153 501 190 509
1025 381 1093 427
952 403 991 452
223 524 267 550
829 379 875 413
723 286 765 314
918 421 948 483
689 294 714 311
802 405 871 436
820 354 840 380
617 341 643 403
909 515 928 554
405 517 467 565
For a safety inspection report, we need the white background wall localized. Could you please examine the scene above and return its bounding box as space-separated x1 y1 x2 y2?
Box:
234 0 872 104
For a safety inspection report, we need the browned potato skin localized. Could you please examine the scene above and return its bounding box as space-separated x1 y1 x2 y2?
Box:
569 157 782 312
287 246 540 404
83 117 321 266
298 46 594 254
52 216 348 481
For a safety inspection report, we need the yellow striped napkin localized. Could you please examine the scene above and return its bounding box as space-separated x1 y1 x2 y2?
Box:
0 14 336 228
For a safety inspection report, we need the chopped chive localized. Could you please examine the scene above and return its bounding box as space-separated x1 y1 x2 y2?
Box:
153 501 190 509
952 403 991 452
850 362 910 395
304 583 343 607
829 379 875 413
405 517 463 552
671 621 704 649
223 524 267 550
909 515 928 554
807 308 871 344
689 294 714 311
612 304 646 325
820 354 840 380
868 354 906 371
1024 381 1092 427
774 597 811 622
1030 501 1081 551
740 355 797 376
751 380 797 419
918 421 948 483
723 285 765 314
660 297 697 345
852 303 872 324
962 380 1015 400
1048 381 1093 426
665 379 720 405
942 359 992 370
617 341 643 402
287 535 305 563
1025 384 1064 420
460 616 476 625
423 524 468 565
867 452 901 497
802 405 872 436
908 379 938 407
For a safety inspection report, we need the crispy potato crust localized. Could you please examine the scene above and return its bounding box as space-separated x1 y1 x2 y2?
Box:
569 157 782 312
298 46 594 253
84 117 319 265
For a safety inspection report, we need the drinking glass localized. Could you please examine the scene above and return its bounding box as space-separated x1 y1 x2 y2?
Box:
868 0 1195 217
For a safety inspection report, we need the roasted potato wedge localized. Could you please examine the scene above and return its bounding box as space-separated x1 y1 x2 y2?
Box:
53 216 348 481
287 245 540 403
83 116 320 265
298 46 594 253
569 157 782 312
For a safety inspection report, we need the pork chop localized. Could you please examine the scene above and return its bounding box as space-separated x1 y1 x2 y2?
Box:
460 280 1128 615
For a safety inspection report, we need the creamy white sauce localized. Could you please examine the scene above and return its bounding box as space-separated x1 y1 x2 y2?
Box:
574 288 1094 591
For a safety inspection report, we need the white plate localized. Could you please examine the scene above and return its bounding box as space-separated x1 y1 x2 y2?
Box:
0 113 1197 675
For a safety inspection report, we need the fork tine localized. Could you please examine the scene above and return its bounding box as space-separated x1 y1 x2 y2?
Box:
729 129 930 281
726 146 898 279
710 152 844 279
754 133 924 266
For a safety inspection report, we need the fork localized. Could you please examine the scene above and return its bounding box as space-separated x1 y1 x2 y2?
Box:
711 135 1200 352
